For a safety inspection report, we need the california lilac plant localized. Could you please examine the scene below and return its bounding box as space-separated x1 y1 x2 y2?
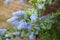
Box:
1 0 60 40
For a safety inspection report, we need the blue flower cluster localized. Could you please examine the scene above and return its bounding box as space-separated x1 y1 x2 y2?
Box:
30 13 38 23
7 11 28 30
7 9 39 40
0 29 6 36
29 32 34 40
13 32 20 36
0 29 11 40
5 34 10 40
26 23 32 30
6 38 10 40
19 0 25 3
4 0 25 5
5 34 9 38
12 11 26 17
39 16 47 20
7 11 25 23
4 0 11 5
7 10 39 30
37 4 43 9
17 20 27 30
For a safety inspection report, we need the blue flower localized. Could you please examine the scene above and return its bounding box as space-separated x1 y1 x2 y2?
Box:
6 38 10 40
0 29 6 35
38 4 43 9
4 0 10 5
36 27 40 30
19 0 25 3
12 11 26 17
39 16 47 20
13 32 20 36
34 24 40 30
29 32 34 40
11 20 19 25
24 14 27 19
17 20 27 30
26 24 32 30
13 26 17 29
30 13 38 22
5 34 10 38
7 16 19 23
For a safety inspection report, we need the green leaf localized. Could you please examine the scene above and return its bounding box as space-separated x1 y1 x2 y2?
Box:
20 31 25 38
31 0 37 4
